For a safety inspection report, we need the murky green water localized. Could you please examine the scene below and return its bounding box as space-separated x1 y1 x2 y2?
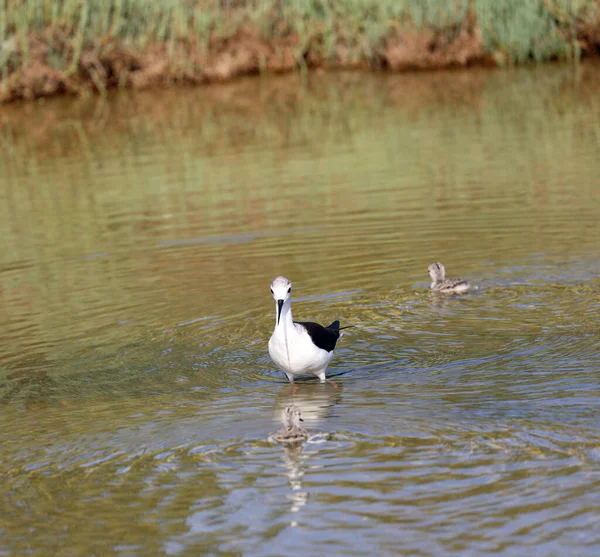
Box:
1 64 600 556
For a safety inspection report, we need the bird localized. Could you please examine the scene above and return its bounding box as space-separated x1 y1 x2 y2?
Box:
428 262 471 294
272 404 309 444
268 275 343 383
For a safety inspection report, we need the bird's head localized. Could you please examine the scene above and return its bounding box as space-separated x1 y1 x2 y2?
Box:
270 276 292 325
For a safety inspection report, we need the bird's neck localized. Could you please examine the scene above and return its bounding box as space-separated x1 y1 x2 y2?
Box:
275 299 293 332
431 274 444 288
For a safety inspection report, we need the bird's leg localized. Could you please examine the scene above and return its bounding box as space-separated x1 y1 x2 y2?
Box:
327 379 339 389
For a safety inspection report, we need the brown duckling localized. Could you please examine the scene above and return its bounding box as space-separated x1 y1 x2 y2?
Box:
428 262 471 294
273 404 309 444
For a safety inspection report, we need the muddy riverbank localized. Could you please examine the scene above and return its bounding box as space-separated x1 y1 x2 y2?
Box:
2 0 600 103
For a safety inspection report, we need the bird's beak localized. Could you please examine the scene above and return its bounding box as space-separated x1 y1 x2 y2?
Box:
277 299 284 325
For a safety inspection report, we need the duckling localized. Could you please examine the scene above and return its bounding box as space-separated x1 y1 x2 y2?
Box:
273 404 309 444
428 262 471 294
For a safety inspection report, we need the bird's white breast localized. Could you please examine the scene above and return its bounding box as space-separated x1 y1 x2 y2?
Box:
268 324 333 376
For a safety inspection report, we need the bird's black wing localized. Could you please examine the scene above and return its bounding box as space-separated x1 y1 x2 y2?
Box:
294 320 341 352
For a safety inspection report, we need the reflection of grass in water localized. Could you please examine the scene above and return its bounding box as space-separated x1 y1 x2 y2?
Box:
2 68 600 273
2 70 600 284
1 0 599 101
2 66 600 203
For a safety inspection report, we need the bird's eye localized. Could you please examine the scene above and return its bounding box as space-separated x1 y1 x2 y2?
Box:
270 288 274 294
287 287 291 293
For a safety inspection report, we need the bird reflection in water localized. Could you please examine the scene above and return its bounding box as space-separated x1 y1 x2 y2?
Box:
274 380 343 424
269 394 336 521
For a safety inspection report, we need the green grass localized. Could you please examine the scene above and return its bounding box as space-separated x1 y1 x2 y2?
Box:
0 0 593 47
1 0 599 101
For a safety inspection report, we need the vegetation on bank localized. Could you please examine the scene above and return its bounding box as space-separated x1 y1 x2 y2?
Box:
1 0 600 102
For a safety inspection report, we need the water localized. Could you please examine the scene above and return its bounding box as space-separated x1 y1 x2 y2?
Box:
1 64 600 556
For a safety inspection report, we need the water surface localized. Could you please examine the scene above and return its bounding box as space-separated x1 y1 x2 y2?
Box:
1 65 600 556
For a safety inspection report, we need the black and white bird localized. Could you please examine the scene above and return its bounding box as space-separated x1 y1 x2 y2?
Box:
268 276 343 383
428 262 471 294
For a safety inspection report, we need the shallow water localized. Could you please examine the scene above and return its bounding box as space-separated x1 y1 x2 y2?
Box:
1 65 600 556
